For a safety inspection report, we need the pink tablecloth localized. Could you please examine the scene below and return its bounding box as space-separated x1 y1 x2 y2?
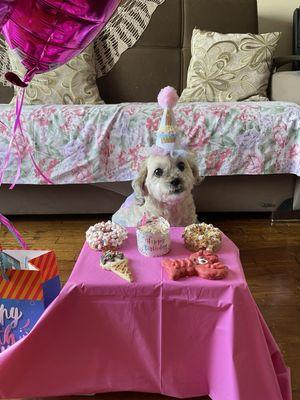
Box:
0 228 291 400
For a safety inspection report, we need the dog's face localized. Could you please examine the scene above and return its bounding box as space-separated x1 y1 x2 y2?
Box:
133 153 201 205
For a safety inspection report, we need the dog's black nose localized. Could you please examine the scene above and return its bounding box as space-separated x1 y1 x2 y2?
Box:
170 178 181 187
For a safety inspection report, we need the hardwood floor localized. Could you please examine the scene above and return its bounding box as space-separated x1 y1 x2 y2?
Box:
0 214 299 400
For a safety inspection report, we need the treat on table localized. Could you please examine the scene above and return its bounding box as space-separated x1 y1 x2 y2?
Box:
100 250 125 269
183 222 222 252
162 249 228 281
86 220 128 251
189 249 219 265
162 258 195 280
190 250 228 280
136 215 170 257
100 250 133 282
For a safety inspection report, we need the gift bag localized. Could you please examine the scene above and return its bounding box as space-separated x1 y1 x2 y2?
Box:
0 213 61 353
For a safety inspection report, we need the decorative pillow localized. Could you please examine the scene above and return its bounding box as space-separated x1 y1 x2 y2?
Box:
7 44 103 105
180 30 281 103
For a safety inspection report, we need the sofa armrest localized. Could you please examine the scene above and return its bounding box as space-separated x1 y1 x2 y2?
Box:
273 55 300 71
271 70 300 104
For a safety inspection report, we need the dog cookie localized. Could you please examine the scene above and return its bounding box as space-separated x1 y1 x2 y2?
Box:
183 223 222 252
100 250 125 269
162 249 228 281
190 250 228 280
86 221 128 251
162 258 195 280
100 250 133 282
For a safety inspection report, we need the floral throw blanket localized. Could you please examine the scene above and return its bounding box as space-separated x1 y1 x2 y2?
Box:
0 101 299 184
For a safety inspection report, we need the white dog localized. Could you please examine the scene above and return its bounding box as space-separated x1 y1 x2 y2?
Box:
112 152 201 227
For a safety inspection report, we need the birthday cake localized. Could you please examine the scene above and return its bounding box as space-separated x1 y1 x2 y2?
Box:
136 216 170 257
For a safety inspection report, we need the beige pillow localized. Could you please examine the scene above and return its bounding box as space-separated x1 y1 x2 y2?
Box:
7 44 103 105
180 30 281 103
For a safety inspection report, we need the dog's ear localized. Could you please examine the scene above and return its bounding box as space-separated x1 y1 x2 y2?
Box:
187 153 203 185
132 162 148 205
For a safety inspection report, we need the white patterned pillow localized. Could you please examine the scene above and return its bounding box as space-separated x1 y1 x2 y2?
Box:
7 44 103 105
180 30 281 102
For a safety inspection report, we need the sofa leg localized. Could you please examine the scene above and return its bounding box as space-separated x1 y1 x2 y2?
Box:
271 198 300 223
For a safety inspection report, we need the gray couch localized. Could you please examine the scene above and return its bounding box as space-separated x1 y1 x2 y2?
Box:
0 0 299 215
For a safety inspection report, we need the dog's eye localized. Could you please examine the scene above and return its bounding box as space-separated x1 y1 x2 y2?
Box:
154 168 163 177
177 162 185 171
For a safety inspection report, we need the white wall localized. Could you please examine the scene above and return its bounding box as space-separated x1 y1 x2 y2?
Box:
258 0 299 55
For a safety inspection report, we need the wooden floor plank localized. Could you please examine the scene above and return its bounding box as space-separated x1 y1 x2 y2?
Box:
0 214 299 400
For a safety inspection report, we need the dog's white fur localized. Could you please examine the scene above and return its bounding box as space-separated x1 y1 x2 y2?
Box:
112 153 201 227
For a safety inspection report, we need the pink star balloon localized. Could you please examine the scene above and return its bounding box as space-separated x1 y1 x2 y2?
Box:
0 0 16 30
2 0 120 85
0 0 120 188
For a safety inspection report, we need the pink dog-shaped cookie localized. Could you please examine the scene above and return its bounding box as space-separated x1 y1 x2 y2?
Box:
162 249 228 280
190 250 228 280
162 258 196 280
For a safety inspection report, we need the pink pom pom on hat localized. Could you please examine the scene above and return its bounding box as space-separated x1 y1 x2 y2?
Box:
157 86 179 108
155 86 180 151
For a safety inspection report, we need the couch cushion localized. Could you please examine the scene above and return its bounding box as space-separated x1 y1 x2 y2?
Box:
99 0 259 103
0 101 299 184
182 0 258 48
99 47 181 103
0 85 13 103
271 71 300 105
180 30 281 102
136 0 181 47
7 44 102 105
0 0 259 104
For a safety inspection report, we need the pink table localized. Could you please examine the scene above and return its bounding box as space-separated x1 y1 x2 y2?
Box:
0 228 291 400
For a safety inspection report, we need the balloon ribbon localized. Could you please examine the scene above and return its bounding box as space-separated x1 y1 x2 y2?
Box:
0 213 29 249
0 81 54 188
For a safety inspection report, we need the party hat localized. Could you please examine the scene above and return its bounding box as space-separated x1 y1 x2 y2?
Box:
155 86 179 151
